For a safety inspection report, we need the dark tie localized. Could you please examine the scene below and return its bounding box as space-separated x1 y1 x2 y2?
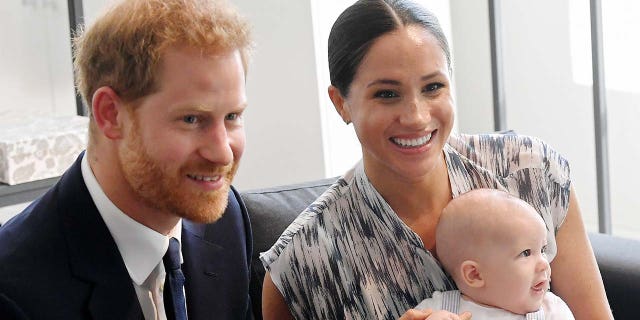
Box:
163 237 187 320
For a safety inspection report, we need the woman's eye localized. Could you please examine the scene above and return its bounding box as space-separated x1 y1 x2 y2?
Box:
374 90 398 99
425 82 444 92
520 249 532 257
183 115 198 124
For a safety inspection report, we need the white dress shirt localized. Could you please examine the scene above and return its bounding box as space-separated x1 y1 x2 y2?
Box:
81 154 184 320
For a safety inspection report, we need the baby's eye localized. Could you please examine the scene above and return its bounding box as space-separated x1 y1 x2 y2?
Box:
520 249 532 257
183 115 198 124
374 90 399 99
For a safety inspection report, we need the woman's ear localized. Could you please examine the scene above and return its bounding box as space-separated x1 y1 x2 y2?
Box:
460 260 484 288
328 85 351 124
91 86 127 140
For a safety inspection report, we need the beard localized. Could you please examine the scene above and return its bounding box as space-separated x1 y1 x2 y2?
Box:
118 123 238 224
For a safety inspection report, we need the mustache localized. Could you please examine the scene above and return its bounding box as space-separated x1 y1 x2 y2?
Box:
183 162 235 176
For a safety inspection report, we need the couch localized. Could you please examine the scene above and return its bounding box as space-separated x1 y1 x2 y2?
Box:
242 177 640 320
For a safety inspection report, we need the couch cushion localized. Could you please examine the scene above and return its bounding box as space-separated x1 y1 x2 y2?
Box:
588 232 640 319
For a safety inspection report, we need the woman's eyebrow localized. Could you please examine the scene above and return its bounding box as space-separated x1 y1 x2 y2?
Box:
367 79 401 88
366 71 446 88
420 70 446 81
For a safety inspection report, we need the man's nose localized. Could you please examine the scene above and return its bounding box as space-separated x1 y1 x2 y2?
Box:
199 122 233 165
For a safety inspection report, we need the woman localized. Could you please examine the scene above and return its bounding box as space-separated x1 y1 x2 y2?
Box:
261 0 612 319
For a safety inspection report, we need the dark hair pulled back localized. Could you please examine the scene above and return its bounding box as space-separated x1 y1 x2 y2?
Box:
328 0 451 97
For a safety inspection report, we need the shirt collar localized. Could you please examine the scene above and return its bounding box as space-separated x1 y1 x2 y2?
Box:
81 153 182 285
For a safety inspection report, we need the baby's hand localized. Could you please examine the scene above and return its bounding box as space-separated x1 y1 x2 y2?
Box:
398 309 471 320
426 310 472 320
398 308 433 320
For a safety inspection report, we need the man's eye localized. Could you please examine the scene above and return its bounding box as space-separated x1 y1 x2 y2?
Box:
374 90 398 99
225 113 239 121
520 249 531 257
541 245 548 254
183 115 198 124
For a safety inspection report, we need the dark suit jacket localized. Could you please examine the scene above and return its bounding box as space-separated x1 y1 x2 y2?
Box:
0 154 253 320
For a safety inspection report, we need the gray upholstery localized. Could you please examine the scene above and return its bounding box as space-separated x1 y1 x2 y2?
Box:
589 232 640 319
242 178 639 319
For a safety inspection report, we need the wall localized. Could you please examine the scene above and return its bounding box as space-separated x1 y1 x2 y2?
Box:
448 0 494 134
228 0 328 189
0 0 76 124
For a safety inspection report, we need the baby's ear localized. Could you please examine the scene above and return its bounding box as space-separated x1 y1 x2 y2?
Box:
460 260 484 288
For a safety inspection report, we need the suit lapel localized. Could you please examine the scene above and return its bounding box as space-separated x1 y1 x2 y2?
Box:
58 154 143 319
182 220 223 319
181 187 252 319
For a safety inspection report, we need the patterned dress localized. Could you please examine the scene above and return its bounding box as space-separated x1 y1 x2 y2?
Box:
260 133 571 320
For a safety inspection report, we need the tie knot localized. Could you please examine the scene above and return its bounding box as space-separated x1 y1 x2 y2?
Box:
163 237 181 271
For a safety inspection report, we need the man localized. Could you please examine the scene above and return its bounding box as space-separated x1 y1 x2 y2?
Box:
0 0 253 319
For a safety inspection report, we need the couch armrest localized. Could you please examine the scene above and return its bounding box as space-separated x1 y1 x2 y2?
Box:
588 232 640 319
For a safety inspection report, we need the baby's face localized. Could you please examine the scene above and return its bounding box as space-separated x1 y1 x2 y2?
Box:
478 210 550 314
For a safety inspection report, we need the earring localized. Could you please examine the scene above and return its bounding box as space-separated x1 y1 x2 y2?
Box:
345 120 351 125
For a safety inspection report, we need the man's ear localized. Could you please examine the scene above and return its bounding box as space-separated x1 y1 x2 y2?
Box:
328 85 351 124
460 260 484 288
91 86 127 140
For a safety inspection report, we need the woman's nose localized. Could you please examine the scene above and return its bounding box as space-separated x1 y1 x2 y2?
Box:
399 98 430 128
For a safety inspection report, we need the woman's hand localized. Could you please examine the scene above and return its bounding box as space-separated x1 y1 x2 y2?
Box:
399 308 471 320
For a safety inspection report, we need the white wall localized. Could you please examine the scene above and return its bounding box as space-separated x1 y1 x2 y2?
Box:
448 1 493 134
0 0 76 124
229 0 328 190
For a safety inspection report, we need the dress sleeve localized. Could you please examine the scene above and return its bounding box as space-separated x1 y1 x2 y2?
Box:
536 137 571 233
498 134 571 261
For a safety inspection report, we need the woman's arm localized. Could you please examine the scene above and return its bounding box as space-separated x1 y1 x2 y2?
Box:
550 186 613 319
262 271 295 320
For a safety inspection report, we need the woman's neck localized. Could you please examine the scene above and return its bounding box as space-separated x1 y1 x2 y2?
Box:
365 152 452 249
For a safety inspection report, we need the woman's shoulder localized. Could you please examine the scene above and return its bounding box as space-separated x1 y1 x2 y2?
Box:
448 131 555 157
447 132 569 181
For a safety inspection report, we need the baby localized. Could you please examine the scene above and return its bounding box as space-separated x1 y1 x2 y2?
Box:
416 188 575 319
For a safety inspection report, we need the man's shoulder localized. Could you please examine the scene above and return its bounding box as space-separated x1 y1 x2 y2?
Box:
0 197 67 273
0 196 74 314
